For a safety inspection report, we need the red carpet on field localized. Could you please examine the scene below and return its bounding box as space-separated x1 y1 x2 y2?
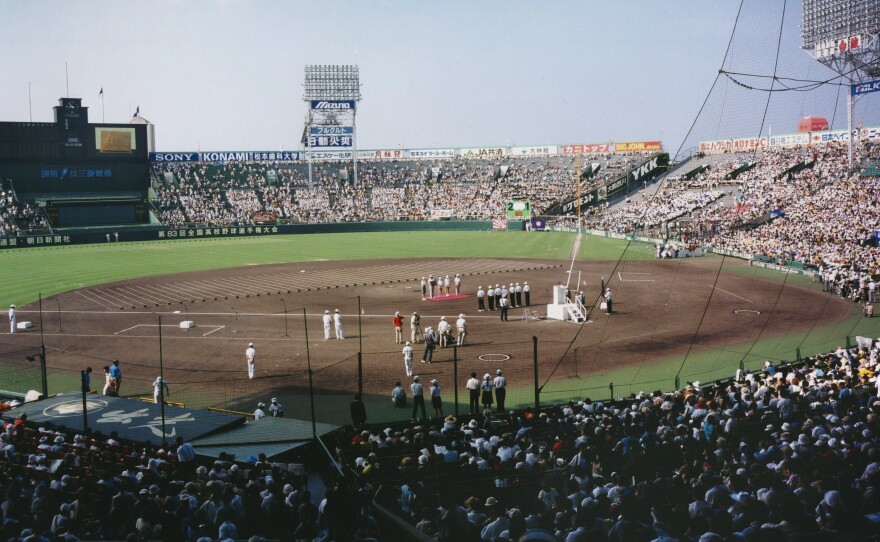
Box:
426 294 471 302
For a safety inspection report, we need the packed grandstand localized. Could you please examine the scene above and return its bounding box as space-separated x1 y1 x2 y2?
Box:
4 134 880 272
3 342 880 540
2 135 880 539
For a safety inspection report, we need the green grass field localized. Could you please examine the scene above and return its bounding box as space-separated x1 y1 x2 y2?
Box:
3 230 877 425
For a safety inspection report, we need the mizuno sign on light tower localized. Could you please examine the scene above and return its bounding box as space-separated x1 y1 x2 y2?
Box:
302 65 362 186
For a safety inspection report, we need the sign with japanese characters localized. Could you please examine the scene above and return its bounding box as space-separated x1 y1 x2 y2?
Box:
562 144 611 154
409 148 456 158
460 147 506 158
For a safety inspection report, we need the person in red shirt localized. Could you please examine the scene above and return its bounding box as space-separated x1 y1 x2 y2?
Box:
392 311 403 343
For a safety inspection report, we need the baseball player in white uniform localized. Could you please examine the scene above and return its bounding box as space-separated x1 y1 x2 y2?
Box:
334 309 344 339
323 310 332 340
8 304 15 334
456 314 467 346
402 341 414 377
246 342 256 379
152 376 169 404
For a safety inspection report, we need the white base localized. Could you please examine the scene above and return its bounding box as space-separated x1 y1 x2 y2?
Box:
179 320 195 329
16 321 32 330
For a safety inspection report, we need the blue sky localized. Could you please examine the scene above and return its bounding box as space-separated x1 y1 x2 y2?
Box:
0 1 869 153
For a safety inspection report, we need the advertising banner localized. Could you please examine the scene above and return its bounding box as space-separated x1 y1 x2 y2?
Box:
768 133 810 148
860 128 880 140
409 148 456 158
698 139 733 154
430 209 453 219
358 149 407 159
460 147 506 158
614 141 662 152
852 79 880 96
809 130 852 144
730 137 767 152
307 135 353 148
309 100 356 111
562 144 610 154
310 126 354 135
308 150 354 160
510 145 558 156
150 152 300 163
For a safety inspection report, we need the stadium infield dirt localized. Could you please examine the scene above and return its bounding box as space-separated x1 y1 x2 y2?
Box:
5 255 855 419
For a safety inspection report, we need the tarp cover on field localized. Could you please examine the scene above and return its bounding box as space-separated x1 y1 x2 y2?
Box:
1 391 244 445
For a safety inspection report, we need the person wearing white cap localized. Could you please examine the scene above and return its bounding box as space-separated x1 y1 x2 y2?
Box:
402 341 414 377
411 376 427 421
487 283 495 311
393 311 403 344
480 373 495 411
253 402 266 420
523 281 530 306
420 276 427 301
515 282 523 307
410 311 422 343
454 273 462 295
322 310 332 340
444 274 451 296
269 397 284 417
430 379 443 418
333 309 344 339
437 316 450 348
477 285 486 312
493 369 507 412
8 304 15 334
245 342 256 379
456 314 467 346
422 326 438 364
152 376 169 404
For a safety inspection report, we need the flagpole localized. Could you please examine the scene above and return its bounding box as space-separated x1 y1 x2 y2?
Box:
65 62 69 98
28 82 32 122
101 88 105 123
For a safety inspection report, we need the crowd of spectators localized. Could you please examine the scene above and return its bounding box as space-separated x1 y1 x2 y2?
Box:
338 342 880 541
0 422 374 541
0 183 48 237
146 154 640 227
577 141 880 271
5 337 880 541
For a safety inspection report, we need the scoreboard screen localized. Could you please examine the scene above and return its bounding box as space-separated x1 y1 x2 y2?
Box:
0 98 149 196
506 200 531 218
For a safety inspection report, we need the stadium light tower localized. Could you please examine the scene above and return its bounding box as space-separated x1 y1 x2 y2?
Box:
302 65 362 186
801 0 880 168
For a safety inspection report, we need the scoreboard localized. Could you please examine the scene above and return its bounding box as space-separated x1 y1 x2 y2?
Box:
0 98 149 196
506 200 532 219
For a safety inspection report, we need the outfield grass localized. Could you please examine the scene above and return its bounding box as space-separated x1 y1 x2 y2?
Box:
0 231 582 306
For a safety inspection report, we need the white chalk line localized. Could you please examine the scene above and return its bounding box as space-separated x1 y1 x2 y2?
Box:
617 272 656 282
711 285 754 304
114 323 227 336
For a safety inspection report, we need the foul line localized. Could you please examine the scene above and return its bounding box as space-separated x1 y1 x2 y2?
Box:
617 272 656 282
711 285 753 303
114 324 227 336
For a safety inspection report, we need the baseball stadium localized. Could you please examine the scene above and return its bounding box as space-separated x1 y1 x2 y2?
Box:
2 1 880 541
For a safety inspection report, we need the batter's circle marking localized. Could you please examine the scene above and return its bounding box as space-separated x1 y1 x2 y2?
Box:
478 353 511 362
734 309 762 315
